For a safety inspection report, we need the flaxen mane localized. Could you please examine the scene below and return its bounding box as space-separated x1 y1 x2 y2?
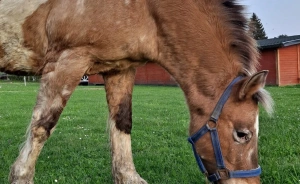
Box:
221 0 259 75
222 0 273 114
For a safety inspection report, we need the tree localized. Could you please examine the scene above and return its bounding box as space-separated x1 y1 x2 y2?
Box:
248 13 268 40
276 34 288 38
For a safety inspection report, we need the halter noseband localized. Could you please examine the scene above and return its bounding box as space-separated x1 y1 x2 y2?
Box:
188 76 261 182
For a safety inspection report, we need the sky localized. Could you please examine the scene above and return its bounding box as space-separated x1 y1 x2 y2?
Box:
241 0 300 38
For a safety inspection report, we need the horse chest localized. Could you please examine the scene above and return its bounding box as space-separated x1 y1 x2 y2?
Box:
0 0 48 74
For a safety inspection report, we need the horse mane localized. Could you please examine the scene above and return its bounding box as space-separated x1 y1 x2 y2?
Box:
221 0 259 75
222 0 274 114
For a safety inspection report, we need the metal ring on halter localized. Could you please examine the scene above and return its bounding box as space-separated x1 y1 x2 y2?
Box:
206 120 217 130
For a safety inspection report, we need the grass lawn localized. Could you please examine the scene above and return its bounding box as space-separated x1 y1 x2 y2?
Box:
0 82 299 183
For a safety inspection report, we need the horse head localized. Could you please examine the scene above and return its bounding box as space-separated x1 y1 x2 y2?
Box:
189 71 273 183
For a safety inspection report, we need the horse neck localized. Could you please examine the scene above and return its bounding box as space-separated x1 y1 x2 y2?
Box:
157 36 242 134
151 1 248 130
156 20 242 98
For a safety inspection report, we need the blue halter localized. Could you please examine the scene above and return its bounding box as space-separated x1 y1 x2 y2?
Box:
188 76 261 182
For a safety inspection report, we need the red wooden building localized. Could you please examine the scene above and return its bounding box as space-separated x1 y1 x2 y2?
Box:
88 62 177 85
257 35 300 86
89 35 300 86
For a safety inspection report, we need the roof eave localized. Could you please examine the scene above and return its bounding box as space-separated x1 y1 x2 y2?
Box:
282 39 300 47
258 43 283 50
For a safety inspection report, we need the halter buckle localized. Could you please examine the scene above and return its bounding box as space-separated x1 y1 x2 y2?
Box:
217 168 230 180
206 120 217 130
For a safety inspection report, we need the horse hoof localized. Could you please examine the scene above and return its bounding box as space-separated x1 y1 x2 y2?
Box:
9 179 34 184
114 172 148 184
9 166 34 184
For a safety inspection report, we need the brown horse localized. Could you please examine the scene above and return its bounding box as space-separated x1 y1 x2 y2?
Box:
0 0 273 183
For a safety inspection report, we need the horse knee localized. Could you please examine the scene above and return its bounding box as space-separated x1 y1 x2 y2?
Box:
31 105 62 137
31 126 49 142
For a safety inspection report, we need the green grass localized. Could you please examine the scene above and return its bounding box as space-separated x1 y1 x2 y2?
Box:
0 82 299 183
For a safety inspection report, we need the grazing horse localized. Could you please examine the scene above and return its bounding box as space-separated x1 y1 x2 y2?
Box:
0 0 273 183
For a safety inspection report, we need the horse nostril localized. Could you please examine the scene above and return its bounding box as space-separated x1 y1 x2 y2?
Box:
233 129 252 143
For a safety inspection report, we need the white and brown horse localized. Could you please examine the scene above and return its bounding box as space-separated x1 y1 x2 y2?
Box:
0 0 273 183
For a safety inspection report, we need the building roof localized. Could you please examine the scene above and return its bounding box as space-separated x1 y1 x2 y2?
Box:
257 35 300 49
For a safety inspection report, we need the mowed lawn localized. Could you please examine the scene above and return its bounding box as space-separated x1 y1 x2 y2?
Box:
0 82 299 183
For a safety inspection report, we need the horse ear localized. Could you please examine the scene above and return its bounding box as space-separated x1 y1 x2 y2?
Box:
239 70 268 100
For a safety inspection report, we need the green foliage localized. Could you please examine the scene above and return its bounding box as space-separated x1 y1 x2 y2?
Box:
248 13 268 40
0 82 299 183
276 34 289 38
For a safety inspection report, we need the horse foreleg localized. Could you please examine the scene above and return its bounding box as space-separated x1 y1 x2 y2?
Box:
9 50 90 184
103 68 147 184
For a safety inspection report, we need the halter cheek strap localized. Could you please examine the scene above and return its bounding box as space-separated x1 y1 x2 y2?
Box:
188 76 261 182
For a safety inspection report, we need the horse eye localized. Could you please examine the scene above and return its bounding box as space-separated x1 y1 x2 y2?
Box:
233 129 252 143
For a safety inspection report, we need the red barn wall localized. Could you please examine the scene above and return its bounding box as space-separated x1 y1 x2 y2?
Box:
135 62 176 85
88 62 177 85
278 45 299 86
258 49 277 85
88 74 104 84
